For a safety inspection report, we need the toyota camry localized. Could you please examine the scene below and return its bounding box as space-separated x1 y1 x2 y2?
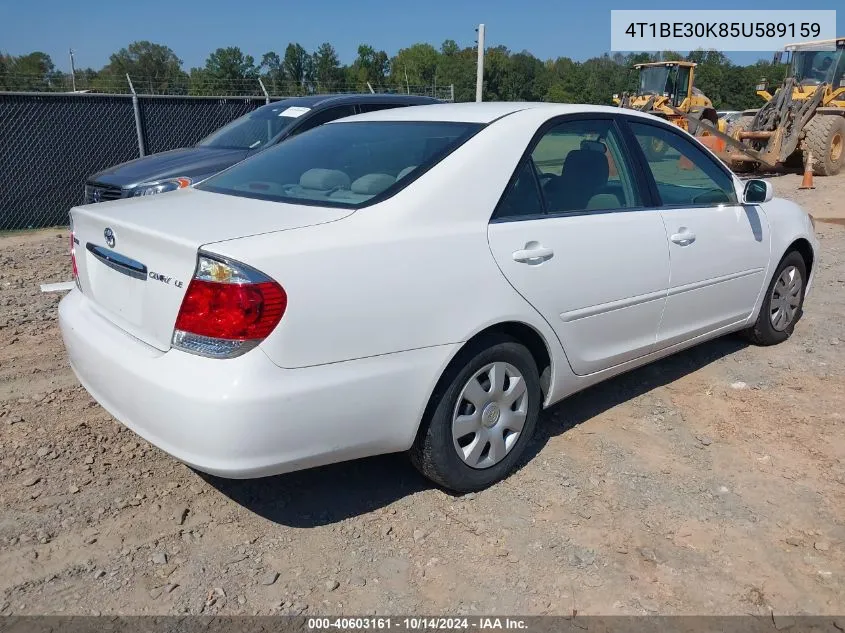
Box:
59 102 818 492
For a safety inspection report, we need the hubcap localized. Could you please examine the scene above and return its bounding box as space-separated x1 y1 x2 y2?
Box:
452 362 529 470
769 265 803 332
831 132 843 163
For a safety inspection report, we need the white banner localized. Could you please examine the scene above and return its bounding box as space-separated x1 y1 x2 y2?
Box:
610 10 837 52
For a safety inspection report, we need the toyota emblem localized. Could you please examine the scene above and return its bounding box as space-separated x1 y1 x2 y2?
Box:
104 227 115 248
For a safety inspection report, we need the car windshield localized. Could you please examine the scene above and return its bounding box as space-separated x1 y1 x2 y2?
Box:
638 66 670 95
198 104 311 150
790 47 845 86
197 121 482 207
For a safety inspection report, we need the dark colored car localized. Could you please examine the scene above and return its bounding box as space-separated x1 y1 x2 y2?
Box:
83 93 441 203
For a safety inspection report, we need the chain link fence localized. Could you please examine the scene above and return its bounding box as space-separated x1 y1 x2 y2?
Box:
139 96 263 155
0 93 268 230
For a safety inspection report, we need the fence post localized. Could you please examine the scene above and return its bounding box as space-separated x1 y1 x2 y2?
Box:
126 74 146 157
258 78 270 104
450 84 455 102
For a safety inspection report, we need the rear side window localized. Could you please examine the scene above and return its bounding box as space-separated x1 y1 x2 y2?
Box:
530 118 641 214
198 121 482 208
629 121 738 206
493 161 544 220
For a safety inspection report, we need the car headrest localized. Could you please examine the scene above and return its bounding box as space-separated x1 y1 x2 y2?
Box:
580 140 607 153
562 149 609 187
299 168 351 191
350 173 396 195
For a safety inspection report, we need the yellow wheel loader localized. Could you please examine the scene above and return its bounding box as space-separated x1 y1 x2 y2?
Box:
727 37 845 176
613 61 723 134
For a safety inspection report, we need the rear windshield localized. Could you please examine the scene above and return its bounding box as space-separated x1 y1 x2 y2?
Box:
197 104 310 150
197 121 482 207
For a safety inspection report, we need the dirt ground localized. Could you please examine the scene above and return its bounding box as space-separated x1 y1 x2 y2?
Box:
1 173 844 617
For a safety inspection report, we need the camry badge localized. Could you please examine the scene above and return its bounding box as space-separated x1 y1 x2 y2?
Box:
104 227 116 248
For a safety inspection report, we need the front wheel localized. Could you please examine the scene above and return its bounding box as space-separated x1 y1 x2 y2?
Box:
410 337 542 492
805 114 845 176
742 251 807 346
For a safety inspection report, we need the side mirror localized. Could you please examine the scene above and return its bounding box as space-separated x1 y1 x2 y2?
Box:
744 179 773 204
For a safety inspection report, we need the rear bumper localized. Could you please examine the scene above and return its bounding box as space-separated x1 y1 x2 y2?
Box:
59 289 457 478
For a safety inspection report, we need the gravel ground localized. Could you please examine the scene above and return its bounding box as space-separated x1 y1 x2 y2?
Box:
0 173 844 616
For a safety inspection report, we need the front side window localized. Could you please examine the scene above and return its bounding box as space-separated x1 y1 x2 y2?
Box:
629 121 738 206
198 121 481 208
530 118 641 214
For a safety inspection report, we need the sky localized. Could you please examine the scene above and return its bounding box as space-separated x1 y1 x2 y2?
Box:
1 0 842 72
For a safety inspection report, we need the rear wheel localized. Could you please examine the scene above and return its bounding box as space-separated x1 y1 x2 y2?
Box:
805 114 845 176
410 336 542 492
742 251 807 346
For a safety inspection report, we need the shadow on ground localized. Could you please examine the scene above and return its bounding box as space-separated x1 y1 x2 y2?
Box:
203 335 747 528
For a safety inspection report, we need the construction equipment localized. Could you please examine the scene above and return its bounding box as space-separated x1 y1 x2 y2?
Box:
725 37 845 176
613 61 723 142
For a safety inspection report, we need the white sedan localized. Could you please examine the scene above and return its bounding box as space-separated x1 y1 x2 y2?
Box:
60 102 818 492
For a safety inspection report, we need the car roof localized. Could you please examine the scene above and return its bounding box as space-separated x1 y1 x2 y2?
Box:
253 93 441 112
342 102 652 124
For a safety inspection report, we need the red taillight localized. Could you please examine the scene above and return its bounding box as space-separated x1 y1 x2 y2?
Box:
175 279 286 340
172 253 286 358
70 230 78 280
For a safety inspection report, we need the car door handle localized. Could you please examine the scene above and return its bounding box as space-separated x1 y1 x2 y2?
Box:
512 244 554 264
670 229 696 246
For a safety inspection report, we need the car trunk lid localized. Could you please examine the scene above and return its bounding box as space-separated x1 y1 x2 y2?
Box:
71 188 353 351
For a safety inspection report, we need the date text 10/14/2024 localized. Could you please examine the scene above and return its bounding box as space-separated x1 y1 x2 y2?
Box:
307 617 529 630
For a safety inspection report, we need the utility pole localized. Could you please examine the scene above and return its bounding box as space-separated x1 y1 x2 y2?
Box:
475 23 485 102
69 48 77 92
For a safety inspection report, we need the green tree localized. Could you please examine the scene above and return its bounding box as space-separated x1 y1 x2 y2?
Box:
390 43 439 90
482 45 511 100
350 44 389 88
202 46 259 95
546 57 582 102
260 51 285 89
312 42 342 89
103 41 185 93
283 43 313 93
506 51 548 101
1 51 62 90
437 40 475 101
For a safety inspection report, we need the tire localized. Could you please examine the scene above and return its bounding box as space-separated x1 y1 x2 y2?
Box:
410 336 542 493
730 116 759 173
742 251 807 346
805 114 845 176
